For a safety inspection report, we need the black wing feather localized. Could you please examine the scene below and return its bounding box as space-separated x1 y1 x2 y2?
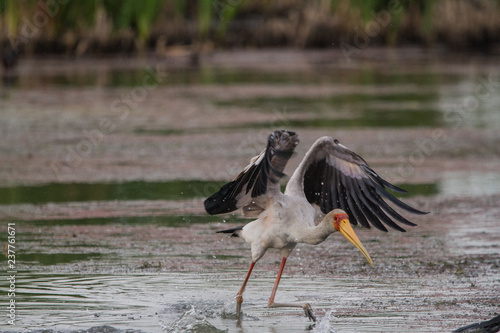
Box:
356 179 409 232
297 137 429 232
205 130 298 216
337 171 358 226
350 179 388 232
362 165 408 194
343 176 370 228
361 179 417 227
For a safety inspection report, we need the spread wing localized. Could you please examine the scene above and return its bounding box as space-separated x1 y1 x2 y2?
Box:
285 136 428 232
204 130 299 216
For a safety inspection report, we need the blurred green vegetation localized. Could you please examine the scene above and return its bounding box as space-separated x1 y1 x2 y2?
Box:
0 0 499 54
0 180 227 204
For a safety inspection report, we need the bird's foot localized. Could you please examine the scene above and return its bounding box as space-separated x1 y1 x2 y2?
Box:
303 303 316 322
267 301 316 322
236 295 243 320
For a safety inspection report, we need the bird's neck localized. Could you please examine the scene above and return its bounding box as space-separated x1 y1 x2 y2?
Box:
299 216 334 245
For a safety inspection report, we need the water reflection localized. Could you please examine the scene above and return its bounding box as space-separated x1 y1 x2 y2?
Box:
0 181 436 205
214 92 439 110
21 214 247 227
213 94 443 128
0 272 484 332
20 252 103 266
0 180 225 205
9 57 500 130
3 273 167 332
13 65 461 89
439 172 500 197
228 108 442 129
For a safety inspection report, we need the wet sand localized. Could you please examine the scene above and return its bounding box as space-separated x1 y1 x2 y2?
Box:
0 49 499 332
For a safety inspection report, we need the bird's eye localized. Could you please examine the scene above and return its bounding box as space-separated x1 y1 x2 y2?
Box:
334 216 338 221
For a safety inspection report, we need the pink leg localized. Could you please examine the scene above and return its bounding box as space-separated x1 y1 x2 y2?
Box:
267 257 316 322
236 261 255 320
268 257 287 305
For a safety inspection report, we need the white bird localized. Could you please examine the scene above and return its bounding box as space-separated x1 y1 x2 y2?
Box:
204 130 427 321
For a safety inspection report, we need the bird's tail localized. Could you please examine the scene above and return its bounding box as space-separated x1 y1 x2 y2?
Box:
216 225 244 237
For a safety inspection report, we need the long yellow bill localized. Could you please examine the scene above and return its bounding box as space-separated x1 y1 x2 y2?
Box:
338 219 374 267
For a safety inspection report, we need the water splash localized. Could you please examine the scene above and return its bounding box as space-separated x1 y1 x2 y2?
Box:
220 299 238 320
313 309 336 333
165 306 226 333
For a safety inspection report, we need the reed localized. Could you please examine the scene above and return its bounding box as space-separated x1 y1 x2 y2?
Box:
0 0 499 54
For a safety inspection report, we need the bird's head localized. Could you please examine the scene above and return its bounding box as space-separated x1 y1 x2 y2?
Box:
330 209 374 267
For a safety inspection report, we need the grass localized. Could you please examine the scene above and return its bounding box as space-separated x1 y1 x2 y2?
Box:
1 0 500 54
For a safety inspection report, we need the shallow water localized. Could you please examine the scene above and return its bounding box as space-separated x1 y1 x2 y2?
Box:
1 50 500 331
10 58 462 89
4 51 500 132
2 271 493 332
4 172 500 207
0 180 225 205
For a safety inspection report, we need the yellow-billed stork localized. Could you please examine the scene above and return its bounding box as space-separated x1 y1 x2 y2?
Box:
204 130 428 321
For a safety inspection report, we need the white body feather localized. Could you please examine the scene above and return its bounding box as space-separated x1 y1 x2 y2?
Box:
240 192 330 262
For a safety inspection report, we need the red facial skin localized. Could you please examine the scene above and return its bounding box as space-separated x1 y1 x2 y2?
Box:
333 213 350 231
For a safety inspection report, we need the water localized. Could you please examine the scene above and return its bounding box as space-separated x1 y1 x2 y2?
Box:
439 172 500 197
0 271 485 332
0 180 226 205
8 58 461 89
1 188 497 332
5 52 500 131
1 50 500 332
5 175 500 207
